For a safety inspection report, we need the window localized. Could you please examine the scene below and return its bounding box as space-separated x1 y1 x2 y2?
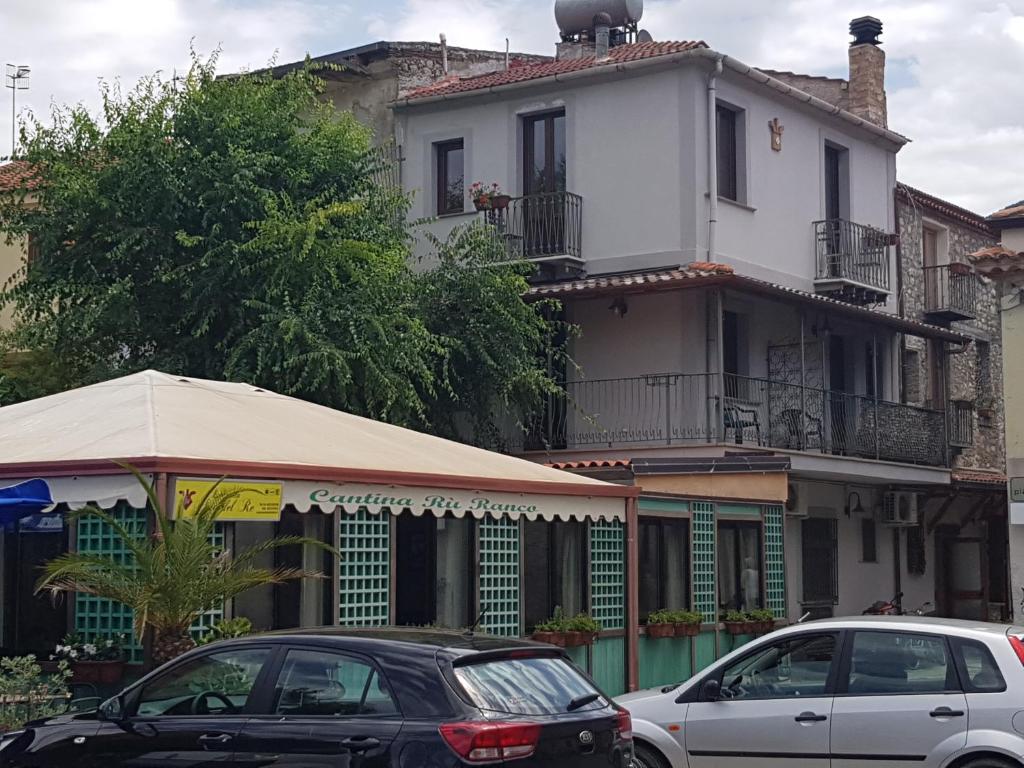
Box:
801 518 838 605
865 341 884 399
395 513 474 629
845 631 956 695
823 143 849 221
136 648 270 716
723 310 752 399
717 520 762 612
272 649 398 717
435 139 464 215
716 103 739 202
718 633 838 700
861 517 877 563
639 518 690 618
523 110 566 195
524 520 586 630
951 638 1005 693
453 656 604 715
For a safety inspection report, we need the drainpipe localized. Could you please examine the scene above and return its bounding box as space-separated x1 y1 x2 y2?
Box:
707 56 724 261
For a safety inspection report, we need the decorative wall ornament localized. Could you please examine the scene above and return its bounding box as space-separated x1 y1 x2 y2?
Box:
769 118 784 151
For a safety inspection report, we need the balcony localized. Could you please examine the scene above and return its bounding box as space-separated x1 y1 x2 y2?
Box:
482 191 583 264
923 264 977 322
505 372 950 467
948 400 974 449
813 219 892 305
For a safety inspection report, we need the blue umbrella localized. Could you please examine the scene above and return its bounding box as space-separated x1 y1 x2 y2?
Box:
0 479 54 531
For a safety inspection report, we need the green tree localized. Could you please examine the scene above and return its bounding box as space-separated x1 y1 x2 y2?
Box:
0 52 568 442
37 470 334 664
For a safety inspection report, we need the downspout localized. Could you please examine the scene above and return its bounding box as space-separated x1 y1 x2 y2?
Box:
707 55 724 261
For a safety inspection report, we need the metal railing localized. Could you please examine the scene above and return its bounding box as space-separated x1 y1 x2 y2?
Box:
948 400 974 449
814 218 891 295
503 371 950 467
483 191 583 261
923 264 977 319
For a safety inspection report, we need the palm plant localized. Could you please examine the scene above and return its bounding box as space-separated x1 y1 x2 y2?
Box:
37 468 335 664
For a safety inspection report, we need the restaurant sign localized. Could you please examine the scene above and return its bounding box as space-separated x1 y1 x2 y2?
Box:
174 478 284 522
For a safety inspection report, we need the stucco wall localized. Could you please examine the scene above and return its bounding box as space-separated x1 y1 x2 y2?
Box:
0 235 25 331
397 58 899 294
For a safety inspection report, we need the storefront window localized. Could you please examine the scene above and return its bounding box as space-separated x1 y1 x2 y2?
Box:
524 520 586 630
395 513 474 629
718 520 763 612
639 519 690 617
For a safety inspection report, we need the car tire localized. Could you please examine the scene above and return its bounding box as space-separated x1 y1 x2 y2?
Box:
632 742 670 768
960 758 1019 768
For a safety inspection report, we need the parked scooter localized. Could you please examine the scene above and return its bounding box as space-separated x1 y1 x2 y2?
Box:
862 592 935 616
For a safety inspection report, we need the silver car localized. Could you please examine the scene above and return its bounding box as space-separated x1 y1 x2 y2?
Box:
619 616 1024 768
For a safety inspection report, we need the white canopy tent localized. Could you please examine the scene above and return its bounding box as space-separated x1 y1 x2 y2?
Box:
0 370 631 521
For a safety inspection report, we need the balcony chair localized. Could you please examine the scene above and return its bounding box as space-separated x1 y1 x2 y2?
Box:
779 408 823 450
723 405 761 445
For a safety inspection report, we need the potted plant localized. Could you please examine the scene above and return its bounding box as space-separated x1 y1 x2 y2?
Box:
722 610 755 636
470 182 509 211
672 610 704 637
645 610 676 639
565 613 601 647
746 608 776 635
52 633 126 685
532 608 569 647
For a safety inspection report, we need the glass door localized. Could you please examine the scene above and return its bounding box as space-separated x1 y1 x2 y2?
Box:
522 111 566 257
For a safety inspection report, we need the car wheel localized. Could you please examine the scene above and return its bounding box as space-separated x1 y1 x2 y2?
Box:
632 742 670 768
960 758 1019 768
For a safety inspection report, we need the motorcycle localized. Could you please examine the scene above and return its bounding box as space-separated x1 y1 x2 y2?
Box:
862 592 935 616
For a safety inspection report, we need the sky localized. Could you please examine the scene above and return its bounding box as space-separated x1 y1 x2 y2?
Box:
1 0 1022 215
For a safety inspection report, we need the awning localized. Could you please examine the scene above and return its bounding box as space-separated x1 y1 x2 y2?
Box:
283 481 625 522
0 474 152 513
0 479 54 530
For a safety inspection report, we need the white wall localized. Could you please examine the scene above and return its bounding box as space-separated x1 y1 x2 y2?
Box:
396 59 899 294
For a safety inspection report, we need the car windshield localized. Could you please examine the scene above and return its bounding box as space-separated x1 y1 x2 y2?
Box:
453 656 606 716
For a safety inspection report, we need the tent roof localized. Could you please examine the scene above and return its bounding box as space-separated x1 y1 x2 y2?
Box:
0 370 628 498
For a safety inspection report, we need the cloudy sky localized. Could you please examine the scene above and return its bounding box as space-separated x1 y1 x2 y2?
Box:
1 0 1022 214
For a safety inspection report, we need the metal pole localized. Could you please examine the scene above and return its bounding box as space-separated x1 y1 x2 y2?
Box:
873 333 880 460
800 313 807 450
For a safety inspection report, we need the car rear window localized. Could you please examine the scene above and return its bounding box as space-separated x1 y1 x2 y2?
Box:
453 656 606 715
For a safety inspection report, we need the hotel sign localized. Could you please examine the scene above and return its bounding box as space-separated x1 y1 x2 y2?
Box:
174 478 284 522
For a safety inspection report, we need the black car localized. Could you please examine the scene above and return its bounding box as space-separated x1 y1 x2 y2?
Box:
0 627 632 767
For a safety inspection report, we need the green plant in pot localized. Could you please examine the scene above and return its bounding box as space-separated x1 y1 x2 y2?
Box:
51 633 126 685
722 609 754 636
746 608 776 635
671 610 704 637
565 613 601 647
645 609 676 639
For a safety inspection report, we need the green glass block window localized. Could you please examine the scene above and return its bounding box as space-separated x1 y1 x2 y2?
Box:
75 504 148 664
478 518 519 637
590 521 624 630
191 523 226 641
763 505 786 618
339 507 390 626
691 501 716 623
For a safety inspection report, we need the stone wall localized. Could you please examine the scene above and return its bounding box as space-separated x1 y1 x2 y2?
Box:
896 189 1004 474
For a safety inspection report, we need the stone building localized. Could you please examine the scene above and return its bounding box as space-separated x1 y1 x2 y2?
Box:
895 184 1009 619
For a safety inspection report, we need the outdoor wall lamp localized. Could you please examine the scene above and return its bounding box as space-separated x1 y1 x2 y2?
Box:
845 491 866 518
609 296 629 318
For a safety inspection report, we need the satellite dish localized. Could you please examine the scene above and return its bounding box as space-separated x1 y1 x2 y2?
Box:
637 29 654 43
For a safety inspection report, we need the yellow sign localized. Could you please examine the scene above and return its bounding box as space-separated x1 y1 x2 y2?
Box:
175 479 283 522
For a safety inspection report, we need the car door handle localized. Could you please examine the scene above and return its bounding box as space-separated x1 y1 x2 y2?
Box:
929 707 965 718
340 736 381 752
794 712 828 722
198 733 234 747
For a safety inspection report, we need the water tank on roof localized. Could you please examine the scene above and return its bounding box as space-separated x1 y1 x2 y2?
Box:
554 0 644 37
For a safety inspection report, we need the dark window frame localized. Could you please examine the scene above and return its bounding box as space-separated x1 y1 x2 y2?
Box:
522 109 567 196
435 138 465 216
523 519 589 631
716 103 739 202
717 518 764 612
861 517 878 563
639 517 691 617
801 517 839 605
395 513 476 629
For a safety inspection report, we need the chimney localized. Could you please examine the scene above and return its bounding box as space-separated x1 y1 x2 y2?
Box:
593 12 612 60
848 16 887 127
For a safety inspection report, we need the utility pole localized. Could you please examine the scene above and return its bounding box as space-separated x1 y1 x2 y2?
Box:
5 64 30 159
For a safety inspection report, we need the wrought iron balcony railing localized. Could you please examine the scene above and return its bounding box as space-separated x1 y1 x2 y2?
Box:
503 372 951 467
482 191 582 261
813 218 892 304
923 263 978 322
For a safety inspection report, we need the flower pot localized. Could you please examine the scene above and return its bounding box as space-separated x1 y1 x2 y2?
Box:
674 622 701 637
723 621 754 636
563 631 592 648
72 660 124 685
646 623 675 639
490 194 512 211
473 198 491 211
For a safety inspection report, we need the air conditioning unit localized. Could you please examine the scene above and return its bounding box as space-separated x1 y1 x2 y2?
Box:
882 491 920 527
785 482 810 518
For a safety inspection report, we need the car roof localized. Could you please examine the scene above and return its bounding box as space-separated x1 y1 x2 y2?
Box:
249 625 551 659
778 615 1016 638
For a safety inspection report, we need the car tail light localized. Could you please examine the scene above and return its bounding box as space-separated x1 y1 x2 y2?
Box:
615 708 633 741
439 721 542 763
1009 635 1024 665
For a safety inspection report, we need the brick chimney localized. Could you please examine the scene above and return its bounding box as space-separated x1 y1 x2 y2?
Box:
848 16 887 127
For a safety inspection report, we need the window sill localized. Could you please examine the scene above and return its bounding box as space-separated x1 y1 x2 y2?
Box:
715 194 757 213
436 210 476 219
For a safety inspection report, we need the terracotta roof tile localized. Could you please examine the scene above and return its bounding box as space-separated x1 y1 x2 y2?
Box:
401 41 708 100
952 469 1007 486
896 184 993 236
969 245 1024 275
989 201 1024 220
0 160 39 192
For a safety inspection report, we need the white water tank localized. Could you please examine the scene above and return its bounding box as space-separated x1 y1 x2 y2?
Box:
554 0 644 37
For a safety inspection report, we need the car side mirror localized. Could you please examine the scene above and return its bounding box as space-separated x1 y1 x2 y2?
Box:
98 694 126 723
699 678 721 702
